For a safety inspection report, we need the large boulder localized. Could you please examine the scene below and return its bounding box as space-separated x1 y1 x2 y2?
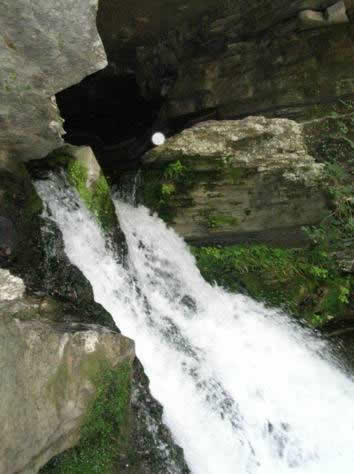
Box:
141 116 329 246
0 269 135 474
0 0 107 161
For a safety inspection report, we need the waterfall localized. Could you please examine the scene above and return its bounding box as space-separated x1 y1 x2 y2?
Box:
35 173 354 474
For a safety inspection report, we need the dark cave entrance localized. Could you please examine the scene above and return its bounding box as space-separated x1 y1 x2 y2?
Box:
55 67 165 172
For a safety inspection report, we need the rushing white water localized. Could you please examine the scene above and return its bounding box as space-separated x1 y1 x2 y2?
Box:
36 174 354 474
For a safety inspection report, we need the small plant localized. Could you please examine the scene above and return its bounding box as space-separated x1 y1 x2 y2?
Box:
163 160 186 181
161 183 176 197
338 285 350 304
310 265 328 280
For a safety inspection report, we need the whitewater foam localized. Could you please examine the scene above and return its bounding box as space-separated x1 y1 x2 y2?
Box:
35 174 354 474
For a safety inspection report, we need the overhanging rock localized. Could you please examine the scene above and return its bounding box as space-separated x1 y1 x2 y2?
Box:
0 0 107 162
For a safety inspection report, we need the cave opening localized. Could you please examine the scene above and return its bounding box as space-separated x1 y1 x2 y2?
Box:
55 66 165 173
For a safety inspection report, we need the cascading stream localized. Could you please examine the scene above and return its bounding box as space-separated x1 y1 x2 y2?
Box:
35 173 354 474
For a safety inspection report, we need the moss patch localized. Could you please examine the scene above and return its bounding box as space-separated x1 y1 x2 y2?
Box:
205 213 239 230
141 157 232 226
67 159 117 233
141 160 198 223
41 362 132 474
193 244 352 328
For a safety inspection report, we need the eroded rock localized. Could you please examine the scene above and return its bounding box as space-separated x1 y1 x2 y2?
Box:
141 116 329 246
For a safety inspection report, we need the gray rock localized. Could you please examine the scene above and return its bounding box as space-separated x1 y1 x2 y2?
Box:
141 117 329 246
0 268 25 300
0 0 107 161
299 1 350 27
0 282 135 474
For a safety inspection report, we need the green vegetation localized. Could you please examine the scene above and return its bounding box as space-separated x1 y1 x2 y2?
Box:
193 102 353 328
163 160 186 180
303 162 353 250
67 159 117 233
142 160 195 223
205 213 239 230
193 244 352 327
161 183 176 197
41 362 131 474
193 107 353 328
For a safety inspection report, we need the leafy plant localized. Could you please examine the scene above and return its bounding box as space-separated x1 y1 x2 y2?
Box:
161 183 176 197
163 160 186 181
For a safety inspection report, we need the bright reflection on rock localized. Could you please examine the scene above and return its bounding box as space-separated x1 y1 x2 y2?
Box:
152 132 166 146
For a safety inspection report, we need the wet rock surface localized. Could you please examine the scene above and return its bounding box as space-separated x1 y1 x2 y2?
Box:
123 358 190 474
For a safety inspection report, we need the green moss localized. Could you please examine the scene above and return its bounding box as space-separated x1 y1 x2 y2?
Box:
206 213 239 230
193 244 352 328
41 362 132 474
67 160 116 233
142 161 198 223
229 167 248 184
163 160 186 180
161 183 176 197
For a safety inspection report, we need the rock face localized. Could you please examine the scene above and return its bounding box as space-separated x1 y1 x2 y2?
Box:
160 21 354 123
0 268 25 300
141 116 329 246
0 270 135 474
0 0 107 161
99 0 349 71
117 0 353 124
0 150 43 269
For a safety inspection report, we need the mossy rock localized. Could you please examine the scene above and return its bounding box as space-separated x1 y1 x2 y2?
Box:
67 155 117 234
41 361 133 474
0 297 135 474
66 146 118 234
30 145 119 235
140 117 329 246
